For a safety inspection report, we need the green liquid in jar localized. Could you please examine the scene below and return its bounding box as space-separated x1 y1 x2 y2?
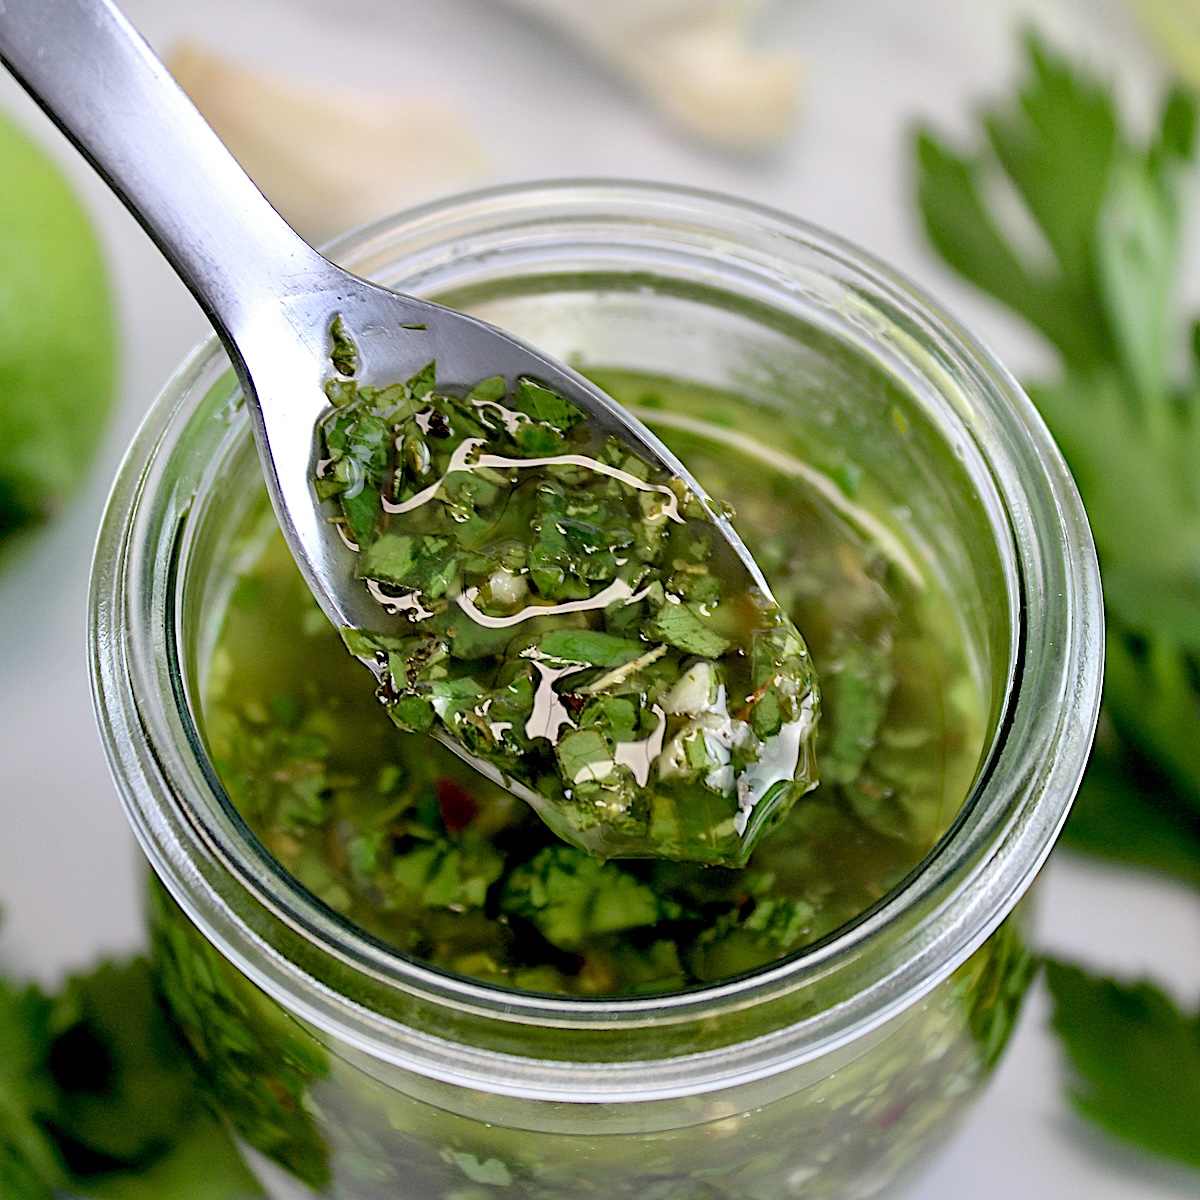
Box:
202 372 986 996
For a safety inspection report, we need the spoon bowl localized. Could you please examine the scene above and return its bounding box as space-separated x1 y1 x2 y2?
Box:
199 264 764 636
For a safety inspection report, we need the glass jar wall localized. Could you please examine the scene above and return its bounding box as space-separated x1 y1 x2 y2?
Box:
89 182 1103 1199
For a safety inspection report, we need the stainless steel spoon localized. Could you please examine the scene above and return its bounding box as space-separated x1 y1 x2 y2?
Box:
0 0 774 637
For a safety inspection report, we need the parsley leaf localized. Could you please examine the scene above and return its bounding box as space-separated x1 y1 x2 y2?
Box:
501 846 681 951
554 728 613 786
0 919 262 1200
687 894 814 982
535 629 644 666
74 1110 260 1200
915 27 1200 859
644 601 730 658
328 314 358 378
0 976 63 1200
391 834 504 909
1045 961 1200 1168
45 959 199 1168
915 38 1200 755
513 377 584 431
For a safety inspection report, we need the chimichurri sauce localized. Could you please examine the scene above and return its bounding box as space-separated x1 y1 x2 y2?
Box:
314 360 818 866
204 373 984 996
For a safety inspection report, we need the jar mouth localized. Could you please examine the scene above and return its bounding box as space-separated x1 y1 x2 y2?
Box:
90 180 1103 1097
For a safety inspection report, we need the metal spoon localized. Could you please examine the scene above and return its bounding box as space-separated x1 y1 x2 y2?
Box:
0 0 775 637
0 0 823 869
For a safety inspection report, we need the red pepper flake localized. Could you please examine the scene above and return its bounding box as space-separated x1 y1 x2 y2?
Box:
267 1078 297 1112
878 1099 910 1130
437 778 479 833
735 678 774 723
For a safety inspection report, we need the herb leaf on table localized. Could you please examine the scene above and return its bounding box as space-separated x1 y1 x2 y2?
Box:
0 921 260 1200
916 30 1200 1170
0 975 64 1200
916 35 1200 813
1045 963 1200 1169
1066 716 1200 887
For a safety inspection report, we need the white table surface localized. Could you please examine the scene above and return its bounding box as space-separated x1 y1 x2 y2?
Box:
2 1 1199 1197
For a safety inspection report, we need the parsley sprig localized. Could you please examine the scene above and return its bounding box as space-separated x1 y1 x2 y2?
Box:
0 924 259 1200
916 31 1200 1171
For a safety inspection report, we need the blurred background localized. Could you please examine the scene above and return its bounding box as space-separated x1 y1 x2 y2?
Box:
1 1 1199 1197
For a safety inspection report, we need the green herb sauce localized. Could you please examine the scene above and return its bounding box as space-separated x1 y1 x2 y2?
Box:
314 358 818 866
204 372 984 996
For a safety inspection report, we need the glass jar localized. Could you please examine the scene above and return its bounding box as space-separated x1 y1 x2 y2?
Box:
89 181 1103 1200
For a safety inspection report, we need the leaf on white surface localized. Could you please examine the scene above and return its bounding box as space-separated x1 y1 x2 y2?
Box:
168 44 487 244
491 0 802 151
1046 961 1200 1171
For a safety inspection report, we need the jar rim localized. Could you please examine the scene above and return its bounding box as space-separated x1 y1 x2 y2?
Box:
89 179 1103 1099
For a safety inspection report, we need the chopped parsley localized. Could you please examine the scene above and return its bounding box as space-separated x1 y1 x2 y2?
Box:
501 845 683 950
314 350 820 867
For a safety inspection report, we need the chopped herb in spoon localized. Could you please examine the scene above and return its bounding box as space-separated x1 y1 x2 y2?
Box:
314 353 819 867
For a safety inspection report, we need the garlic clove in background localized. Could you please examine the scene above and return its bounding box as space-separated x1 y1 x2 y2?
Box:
168 43 487 244
489 0 801 152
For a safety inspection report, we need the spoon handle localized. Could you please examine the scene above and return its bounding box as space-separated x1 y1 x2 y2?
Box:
0 0 322 343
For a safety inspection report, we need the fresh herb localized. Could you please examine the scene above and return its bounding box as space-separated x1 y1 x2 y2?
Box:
0 108 116 563
1063 714 1200 887
0 916 261 1200
915 30 1200 1170
1045 963 1200 1169
314 355 820 867
684 873 813 982
0 974 63 1200
390 831 504 909
45 959 208 1172
500 845 683 950
328 314 358 379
